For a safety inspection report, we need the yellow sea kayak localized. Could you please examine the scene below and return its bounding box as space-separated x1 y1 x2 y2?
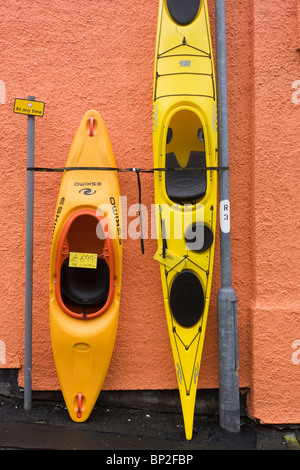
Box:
153 0 218 440
49 110 122 422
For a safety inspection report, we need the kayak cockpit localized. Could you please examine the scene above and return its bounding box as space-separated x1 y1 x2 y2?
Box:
55 210 116 319
165 109 207 204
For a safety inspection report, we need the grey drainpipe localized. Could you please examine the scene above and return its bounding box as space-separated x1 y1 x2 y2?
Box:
215 0 240 433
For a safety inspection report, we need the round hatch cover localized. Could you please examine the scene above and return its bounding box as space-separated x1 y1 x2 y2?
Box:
170 270 204 328
167 0 201 26
185 223 214 252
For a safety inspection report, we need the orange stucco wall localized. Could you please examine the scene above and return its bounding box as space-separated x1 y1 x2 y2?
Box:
248 0 300 423
0 0 299 425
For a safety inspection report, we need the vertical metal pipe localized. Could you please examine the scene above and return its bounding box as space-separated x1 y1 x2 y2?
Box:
215 1 240 432
24 95 35 410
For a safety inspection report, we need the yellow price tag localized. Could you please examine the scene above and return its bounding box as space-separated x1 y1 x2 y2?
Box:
153 248 186 272
14 98 45 117
69 252 98 269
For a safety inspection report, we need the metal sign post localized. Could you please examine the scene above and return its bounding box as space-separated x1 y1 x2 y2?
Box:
14 96 45 410
24 95 35 411
215 1 240 433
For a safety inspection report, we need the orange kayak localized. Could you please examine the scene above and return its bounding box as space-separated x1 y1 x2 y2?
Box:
49 110 122 421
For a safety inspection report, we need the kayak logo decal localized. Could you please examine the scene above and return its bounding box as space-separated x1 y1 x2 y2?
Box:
176 363 183 384
212 103 217 132
153 104 158 133
79 188 96 196
52 197 65 237
194 362 199 384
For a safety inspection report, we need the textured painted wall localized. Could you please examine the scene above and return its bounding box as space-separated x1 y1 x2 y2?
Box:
248 0 300 423
0 0 298 425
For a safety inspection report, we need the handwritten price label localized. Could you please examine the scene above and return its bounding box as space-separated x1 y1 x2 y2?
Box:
69 252 97 269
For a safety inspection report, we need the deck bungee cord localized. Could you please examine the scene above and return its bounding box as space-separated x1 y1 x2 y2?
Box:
163 254 206 397
160 202 215 399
